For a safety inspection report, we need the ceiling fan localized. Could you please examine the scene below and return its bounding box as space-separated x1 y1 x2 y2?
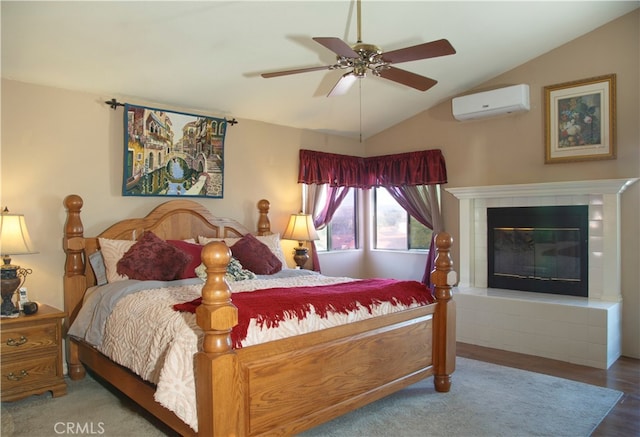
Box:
261 0 456 97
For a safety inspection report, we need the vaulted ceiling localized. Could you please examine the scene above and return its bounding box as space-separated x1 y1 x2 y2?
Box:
2 1 637 139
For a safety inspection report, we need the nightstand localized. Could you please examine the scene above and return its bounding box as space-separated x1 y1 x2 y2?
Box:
0 304 67 401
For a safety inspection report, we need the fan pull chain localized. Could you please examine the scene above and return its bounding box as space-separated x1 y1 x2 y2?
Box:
359 79 363 143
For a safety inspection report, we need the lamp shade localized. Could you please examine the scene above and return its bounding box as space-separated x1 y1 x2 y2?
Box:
281 213 319 242
0 212 37 257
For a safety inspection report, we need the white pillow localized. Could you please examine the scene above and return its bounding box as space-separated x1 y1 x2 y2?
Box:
198 236 225 245
198 233 288 268
98 237 135 283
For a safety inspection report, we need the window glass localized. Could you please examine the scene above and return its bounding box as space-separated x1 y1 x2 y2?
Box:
409 215 432 250
316 188 357 251
375 188 407 249
375 188 432 250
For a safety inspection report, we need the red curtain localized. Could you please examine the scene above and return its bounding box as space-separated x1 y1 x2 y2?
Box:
298 149 447 187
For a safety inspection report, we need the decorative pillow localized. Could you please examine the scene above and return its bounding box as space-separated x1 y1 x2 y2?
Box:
199 233 288 268
195 257 256 282
167 240 202 279
230 233 282 275
88 251 108 286
116 231 191 281
98 237 136 283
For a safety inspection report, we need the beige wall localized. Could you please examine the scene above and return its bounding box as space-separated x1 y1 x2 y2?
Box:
1 10 637 358
0 79 365 315
365 10 640 358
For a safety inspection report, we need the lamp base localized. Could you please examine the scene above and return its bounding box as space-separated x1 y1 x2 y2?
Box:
1 276 20 316
293 246 309 269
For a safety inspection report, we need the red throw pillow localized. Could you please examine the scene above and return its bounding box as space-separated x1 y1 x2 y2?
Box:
230 233 282 275
117 231 191 281
167 240 202 279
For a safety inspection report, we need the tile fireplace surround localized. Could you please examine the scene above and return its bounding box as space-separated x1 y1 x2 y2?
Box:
446 178 638 369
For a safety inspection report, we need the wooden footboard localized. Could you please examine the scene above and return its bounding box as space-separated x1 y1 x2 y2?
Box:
195 234 455 436
62 195 456 436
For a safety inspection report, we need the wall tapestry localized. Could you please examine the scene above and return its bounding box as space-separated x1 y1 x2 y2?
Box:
122 104 226 198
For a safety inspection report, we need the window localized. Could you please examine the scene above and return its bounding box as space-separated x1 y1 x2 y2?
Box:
315 188 357 251
374 188 432 250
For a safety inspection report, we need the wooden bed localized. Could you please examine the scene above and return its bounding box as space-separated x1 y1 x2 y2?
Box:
63 194 456 436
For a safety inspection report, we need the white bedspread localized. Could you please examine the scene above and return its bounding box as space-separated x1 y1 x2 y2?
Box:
69 275 423 431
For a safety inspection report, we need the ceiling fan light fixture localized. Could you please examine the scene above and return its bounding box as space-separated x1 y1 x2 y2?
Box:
328 72 359 97
353 63 368 77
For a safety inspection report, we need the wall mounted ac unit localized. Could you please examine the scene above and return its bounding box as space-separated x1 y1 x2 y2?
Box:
452 84 530 121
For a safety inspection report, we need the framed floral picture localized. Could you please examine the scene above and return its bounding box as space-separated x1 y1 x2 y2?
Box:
122 104 227 198
544 74 616 163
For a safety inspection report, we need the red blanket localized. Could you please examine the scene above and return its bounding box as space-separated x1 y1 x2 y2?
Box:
173 278 435 348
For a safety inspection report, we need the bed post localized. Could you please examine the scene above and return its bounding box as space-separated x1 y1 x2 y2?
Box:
431 231 456 392
256 199 271 235
195 241 243 436
63 194 87 380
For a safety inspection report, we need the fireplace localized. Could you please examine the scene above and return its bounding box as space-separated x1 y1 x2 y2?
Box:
446 178 638 369
487 205 588 297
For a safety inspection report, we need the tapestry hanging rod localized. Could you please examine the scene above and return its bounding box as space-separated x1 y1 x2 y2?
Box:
103 98 238 126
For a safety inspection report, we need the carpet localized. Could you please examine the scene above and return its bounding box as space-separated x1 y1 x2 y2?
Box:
1 357 622 437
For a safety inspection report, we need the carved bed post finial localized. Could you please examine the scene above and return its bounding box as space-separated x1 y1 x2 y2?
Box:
196 242 237 354
63 195 84 277
195 241 242 436
257 199 271 235
431 232 456 392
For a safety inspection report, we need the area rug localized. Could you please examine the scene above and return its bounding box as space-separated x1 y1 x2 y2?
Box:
1 357 622 437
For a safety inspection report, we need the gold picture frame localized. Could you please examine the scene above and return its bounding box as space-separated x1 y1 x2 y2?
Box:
544 74 616 163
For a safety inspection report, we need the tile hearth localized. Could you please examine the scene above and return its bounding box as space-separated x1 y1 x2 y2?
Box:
446 178 638 369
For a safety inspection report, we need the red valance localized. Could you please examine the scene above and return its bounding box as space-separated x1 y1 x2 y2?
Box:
298 149 447 188
364 150 448 187
297 149 366 187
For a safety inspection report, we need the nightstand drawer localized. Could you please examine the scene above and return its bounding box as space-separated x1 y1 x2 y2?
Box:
1 354 60 392
1 322 59 355
0 304 67 401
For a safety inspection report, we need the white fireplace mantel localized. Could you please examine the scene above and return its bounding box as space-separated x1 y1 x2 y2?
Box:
446 178 638 199
444 178 638 369
446 178 638 301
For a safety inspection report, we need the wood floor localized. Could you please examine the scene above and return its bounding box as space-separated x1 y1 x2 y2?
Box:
457 342 640 436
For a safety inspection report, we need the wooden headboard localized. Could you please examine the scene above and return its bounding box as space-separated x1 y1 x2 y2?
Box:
62 195 272 327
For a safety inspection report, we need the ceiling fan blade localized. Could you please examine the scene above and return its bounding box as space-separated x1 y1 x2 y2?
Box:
382 39 456 64
261 65 333 78
378 66 437 91
313 37 359 58
328 72 358 97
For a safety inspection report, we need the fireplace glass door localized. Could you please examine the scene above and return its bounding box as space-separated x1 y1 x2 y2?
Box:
487 206 588 297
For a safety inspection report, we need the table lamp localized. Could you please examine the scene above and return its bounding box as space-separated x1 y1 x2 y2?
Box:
281 213 319 269
1 208 36 316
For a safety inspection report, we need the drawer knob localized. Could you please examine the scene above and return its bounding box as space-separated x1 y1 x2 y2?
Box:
6 336 28 347
6 370 29 381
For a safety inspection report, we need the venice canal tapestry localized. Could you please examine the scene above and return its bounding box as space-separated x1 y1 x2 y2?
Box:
122 104 227 198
